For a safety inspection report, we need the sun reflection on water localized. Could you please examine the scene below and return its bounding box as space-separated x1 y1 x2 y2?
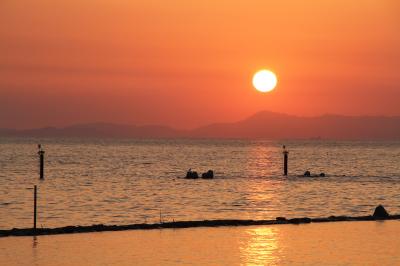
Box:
240 227 280 265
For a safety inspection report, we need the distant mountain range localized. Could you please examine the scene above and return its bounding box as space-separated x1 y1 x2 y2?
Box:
1 111 400 140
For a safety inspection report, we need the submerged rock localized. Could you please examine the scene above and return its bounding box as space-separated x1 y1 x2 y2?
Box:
201 170 214 179
373 205 389 218
301 171 326 177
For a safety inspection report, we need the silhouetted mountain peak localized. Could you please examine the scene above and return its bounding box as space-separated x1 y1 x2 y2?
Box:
1 112 399 140
244 110 293 121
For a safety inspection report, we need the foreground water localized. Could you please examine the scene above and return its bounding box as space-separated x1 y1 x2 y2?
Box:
1 220 399 265
0 138 400 229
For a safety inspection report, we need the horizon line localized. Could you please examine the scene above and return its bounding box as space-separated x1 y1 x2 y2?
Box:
2 110 400 131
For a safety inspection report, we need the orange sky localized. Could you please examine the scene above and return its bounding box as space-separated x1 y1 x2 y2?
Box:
1 0 399 129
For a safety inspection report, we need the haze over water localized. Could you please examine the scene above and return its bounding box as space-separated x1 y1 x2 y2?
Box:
1 138 400 229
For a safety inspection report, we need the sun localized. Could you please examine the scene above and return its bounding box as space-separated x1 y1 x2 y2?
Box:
252 70 277 93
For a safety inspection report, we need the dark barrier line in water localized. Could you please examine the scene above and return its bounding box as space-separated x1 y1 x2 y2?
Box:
1 214 400 238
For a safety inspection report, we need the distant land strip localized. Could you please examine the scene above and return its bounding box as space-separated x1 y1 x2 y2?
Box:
1 111 400 139
1 214 400 237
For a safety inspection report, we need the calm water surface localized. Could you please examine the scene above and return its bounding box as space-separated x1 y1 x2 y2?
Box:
0 138 400 229
1 221 400 265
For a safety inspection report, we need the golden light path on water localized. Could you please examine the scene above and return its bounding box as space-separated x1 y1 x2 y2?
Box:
240 227 279 265
1 221 400 265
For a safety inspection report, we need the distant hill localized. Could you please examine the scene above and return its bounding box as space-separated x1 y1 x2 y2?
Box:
1 111 400 140
0 123 185 138
191 111 400 140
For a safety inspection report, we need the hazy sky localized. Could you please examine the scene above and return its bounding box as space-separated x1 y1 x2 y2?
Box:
1 0 399 129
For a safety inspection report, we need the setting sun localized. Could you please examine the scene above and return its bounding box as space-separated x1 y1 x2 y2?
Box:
252 70 278 93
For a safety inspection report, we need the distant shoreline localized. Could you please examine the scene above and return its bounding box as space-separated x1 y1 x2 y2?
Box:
1 111 400 140
1 214 399 238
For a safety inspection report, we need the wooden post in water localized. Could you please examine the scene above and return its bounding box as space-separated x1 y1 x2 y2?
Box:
33 185 37 230
38 144 45 180
283 145 288 176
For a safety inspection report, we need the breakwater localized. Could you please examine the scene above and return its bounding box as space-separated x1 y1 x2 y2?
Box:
2 213 399 238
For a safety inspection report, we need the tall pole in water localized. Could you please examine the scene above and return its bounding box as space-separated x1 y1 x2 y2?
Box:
283 145 288 176
38 144 45 180
33 185 37 230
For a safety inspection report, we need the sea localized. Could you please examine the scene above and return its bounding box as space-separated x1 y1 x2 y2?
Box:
1 138 399 230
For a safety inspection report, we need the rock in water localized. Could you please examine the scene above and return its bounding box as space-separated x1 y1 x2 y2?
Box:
201 170 214 179
185 171 199 179
373 205 389 218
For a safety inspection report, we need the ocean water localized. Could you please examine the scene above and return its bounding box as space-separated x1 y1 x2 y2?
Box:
0 138 399 229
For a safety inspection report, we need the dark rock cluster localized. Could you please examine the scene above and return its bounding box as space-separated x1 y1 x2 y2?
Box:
185 170 199 179
185 169 214 179
302 171 326 177
201 170 214 179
